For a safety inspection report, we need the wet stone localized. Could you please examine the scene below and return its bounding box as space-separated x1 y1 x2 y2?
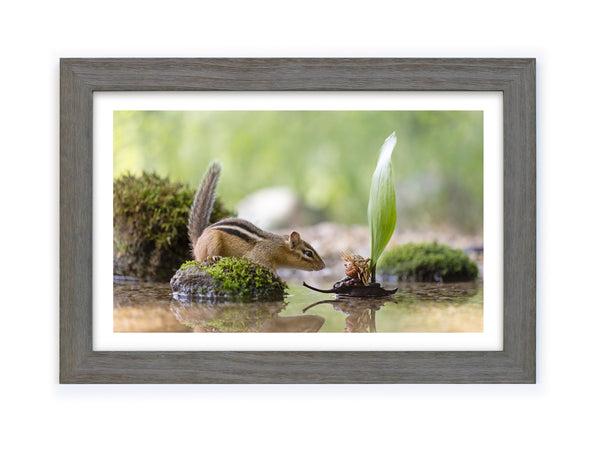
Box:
170 257 287 302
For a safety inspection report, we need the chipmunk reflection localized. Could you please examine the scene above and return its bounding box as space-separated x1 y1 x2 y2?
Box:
303 296 396 333
170 300 324 333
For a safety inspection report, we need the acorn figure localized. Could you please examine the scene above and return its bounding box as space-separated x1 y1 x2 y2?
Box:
303 252 396 297
341 252 371 285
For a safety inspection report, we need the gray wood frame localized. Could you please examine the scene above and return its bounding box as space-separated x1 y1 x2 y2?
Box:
60 58 536 383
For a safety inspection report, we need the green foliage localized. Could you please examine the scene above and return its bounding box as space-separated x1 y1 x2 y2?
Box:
378 242 479 282
113 173 233 281
113 172 194 281
115 172 192 249
368 132 397 274
114 110 483 233
172 257 287 302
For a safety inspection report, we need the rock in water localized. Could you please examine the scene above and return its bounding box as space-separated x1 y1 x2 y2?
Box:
170 257 287 302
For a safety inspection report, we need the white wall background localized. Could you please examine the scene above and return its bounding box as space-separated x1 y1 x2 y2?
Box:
2 1 598 475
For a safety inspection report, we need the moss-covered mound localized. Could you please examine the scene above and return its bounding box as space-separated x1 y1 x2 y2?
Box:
113 172 231 281
170 257 287 302
378 242 479 282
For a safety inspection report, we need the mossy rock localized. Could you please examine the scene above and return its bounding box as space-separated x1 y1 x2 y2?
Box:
378 242 479 282
113 172 232 281
170 257 287 302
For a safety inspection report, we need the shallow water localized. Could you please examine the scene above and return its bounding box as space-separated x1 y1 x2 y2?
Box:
114 276 483 333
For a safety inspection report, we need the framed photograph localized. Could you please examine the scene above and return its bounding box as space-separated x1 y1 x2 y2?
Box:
60 58 535 383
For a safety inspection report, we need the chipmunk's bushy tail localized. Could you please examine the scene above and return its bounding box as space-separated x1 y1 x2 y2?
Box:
188 160 222 245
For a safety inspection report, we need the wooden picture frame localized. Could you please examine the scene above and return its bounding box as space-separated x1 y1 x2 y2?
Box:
60 58 535 383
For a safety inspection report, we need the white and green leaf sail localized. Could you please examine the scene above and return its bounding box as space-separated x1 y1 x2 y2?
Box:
367 132 397 279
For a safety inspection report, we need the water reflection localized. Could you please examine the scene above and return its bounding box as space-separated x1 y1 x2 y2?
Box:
170 299 325 333
304 297 396 333
114 278 174 305
395 281 479 302
113 278 483 333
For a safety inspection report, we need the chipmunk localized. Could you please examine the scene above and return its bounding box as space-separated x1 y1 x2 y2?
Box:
188 161 326 273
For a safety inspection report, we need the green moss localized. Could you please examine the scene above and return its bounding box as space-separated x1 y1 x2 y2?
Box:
113 172 233 281
171 257 287 302
378 242 479 282
179 260 200 271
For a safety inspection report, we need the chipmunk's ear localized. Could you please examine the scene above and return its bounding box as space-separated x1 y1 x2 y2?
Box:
289 231 301 249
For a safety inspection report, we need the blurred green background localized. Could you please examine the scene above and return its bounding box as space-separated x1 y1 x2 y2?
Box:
114 110 483 234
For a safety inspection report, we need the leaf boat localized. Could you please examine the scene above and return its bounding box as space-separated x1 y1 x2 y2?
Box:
302 281 397 297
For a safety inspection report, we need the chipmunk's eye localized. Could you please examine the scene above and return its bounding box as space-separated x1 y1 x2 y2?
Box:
303 250 314 258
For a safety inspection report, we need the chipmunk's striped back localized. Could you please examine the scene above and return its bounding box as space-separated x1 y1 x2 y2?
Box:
188 162 325 273
207 218 273 245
